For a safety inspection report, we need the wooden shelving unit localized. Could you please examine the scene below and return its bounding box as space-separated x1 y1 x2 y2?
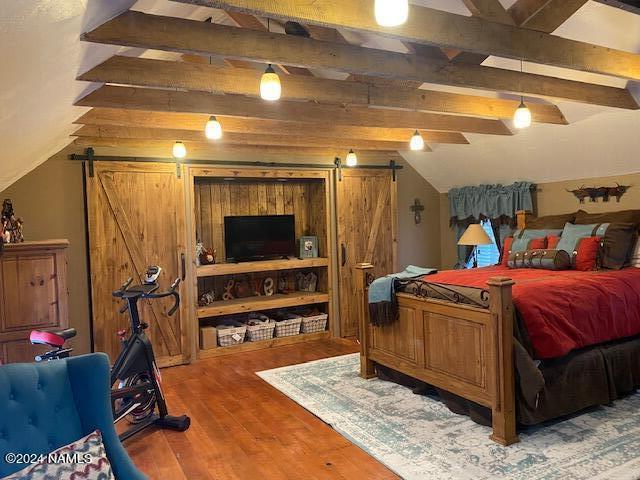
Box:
186 166 336 360
196 292 330 318
197 258 329 277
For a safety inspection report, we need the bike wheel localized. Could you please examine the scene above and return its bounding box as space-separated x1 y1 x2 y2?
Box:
116 372 156 424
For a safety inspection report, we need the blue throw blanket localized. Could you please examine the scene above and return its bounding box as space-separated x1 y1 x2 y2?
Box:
368 265 437 326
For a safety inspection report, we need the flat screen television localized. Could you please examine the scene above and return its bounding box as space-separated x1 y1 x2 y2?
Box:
224 215 296 262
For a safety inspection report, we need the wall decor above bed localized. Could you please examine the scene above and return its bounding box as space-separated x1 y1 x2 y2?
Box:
566 184 630 203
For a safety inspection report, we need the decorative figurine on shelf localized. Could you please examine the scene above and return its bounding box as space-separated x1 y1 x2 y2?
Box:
198 290 216 307
252 278 264 297
234 277 253 298
1 199 24 244
263 277 275 297
299 236 318 258
296 272 318 292
222 279 235 301
196 242 216 266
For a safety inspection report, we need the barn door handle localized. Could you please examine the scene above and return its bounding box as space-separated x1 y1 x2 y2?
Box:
181 253 186 280
341 244 347 267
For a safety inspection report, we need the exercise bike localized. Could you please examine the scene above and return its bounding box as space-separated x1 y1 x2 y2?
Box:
30 266 191 442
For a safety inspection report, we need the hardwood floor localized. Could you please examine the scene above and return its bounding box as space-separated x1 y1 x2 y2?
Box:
124 338 399 479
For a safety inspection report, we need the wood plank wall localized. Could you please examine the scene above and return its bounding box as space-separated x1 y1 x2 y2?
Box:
194 178 327 260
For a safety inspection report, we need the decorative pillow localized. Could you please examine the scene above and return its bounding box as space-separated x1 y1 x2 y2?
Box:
3 430 114 480
511 228 560 252
547 235 561 249
599 222 638 270
631 238 640 268
575 209 640 227
525 211 578 229
555 223 604 254
574 236 601 271
508 249 572 270
501 236 513 267
529 237 547 250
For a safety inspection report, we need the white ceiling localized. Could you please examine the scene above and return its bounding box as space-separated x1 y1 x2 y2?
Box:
1 0 639 193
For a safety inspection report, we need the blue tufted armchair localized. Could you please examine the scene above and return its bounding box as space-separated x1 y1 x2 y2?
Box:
0 353 146 479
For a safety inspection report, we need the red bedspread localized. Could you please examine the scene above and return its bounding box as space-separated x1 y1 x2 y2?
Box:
423 266 640 359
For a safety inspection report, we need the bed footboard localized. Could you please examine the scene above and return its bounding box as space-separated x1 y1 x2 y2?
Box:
355 263 519 446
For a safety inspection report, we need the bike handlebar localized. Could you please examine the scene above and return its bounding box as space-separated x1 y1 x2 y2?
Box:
113 277 181 316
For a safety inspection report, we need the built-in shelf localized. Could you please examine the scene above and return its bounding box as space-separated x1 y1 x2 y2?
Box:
197 292 329 318
198 331 331 359
197 257 329 277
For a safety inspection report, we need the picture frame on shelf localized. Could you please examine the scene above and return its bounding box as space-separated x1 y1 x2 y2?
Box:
299 236 318 258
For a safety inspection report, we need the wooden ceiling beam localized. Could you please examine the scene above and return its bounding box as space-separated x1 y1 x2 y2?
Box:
80 11 638 109
170 0 640 80
72 125 432 151
75 85 513 135
74 108 470 144
79 56 568 124
508 0 589 32
462 0 515 24
72 137 402 161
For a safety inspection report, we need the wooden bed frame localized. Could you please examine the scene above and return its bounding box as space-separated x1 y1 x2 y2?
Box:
355 211 533 446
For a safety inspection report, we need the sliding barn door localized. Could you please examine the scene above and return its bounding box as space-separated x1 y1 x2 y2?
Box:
86 162 190 367
336 169 397 337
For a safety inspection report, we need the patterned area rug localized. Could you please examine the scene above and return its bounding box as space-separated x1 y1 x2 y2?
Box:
257 354 640 480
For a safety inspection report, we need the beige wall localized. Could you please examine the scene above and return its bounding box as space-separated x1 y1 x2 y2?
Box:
1 146 91 354
1 149 441 357
439 171 640 268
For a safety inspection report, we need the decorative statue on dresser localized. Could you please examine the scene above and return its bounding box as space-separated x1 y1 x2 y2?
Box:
1 199 24 244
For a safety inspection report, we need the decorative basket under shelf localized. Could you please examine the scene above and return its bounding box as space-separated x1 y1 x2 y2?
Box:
217 324 247 347
300 313 328 334
275 316 302 338
246 320 276 342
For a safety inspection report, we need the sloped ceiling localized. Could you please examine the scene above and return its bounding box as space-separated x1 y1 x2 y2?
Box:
1 0 639 193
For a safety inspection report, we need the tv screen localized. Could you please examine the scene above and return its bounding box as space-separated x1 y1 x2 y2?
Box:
224 215 296 262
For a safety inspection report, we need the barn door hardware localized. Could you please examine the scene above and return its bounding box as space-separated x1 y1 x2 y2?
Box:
390 159 397 182
86 148 95 178
335 157 343 181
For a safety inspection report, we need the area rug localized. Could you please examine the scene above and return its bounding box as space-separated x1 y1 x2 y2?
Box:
257 353 640 480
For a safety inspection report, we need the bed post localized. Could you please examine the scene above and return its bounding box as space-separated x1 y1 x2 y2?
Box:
487 276 519 446
355 263 376 379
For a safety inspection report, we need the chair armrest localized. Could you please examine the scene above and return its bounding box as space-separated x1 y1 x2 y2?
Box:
66 354 147 480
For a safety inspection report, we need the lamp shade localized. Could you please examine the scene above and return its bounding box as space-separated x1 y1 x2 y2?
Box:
457 224 492 246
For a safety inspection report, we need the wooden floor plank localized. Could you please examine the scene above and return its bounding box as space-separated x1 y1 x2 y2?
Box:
123 338 397 479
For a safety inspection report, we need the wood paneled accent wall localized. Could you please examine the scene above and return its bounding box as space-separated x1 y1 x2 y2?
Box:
194 178 327 261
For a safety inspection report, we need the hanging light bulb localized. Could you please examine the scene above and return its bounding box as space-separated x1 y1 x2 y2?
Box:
375 0 409 27
513 97 532 129
346 149 358 167
260 64 281 101
172 141 187 159
205 116 223 140
410 130 425 151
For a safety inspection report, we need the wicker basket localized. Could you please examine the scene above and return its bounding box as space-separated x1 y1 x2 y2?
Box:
217 323 247 347
246 320 276 342
301 313 328 334
275 315 302 337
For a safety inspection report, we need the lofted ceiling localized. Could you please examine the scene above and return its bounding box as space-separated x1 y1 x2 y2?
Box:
1 0 640 193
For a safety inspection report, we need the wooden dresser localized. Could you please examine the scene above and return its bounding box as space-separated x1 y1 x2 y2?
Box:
0 240 69 364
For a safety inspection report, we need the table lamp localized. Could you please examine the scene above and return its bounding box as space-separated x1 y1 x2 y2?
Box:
458 224 493 268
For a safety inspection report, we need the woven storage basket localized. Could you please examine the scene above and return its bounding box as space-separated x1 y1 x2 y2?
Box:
275 316 302 338
246 320 276 342
301 313 328 334
217 324 247 347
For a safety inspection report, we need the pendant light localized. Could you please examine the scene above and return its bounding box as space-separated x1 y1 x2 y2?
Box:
205 116 223 140
375 0 409 27
260 19 282 101
172 141 187 159
409 130 425 151
513 60 531 129
261 64 282 101
346 149 358 167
